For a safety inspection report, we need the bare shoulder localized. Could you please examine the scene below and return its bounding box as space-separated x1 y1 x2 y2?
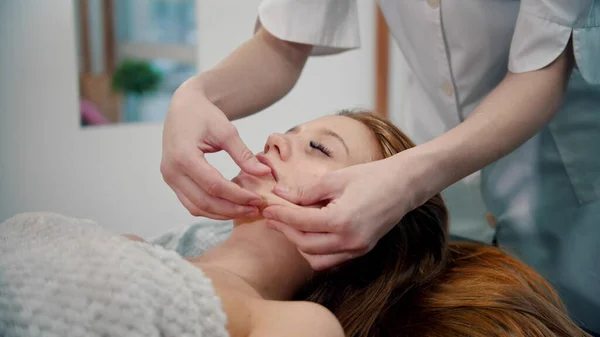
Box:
287 301 344 337
249 300 344 337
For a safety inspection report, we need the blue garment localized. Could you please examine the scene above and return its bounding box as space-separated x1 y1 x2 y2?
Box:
482 66 600 333
150 219 233 258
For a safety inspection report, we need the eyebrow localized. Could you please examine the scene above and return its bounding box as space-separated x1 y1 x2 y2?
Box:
321 129 349 155
287 126 349 155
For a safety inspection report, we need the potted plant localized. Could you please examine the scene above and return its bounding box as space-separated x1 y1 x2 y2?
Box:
112 59 162 122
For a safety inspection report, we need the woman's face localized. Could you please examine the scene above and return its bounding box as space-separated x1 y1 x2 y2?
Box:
232 115 381 209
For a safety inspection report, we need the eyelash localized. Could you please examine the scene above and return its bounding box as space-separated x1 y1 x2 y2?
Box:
310 141 332 157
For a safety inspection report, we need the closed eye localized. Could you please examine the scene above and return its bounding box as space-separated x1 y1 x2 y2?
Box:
310 141 332 157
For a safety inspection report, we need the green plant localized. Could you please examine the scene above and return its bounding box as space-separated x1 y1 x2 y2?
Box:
111 59 162 95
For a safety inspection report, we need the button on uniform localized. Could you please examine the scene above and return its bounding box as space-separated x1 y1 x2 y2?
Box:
485 211 497 229
427 0 440 9
441 79 454 97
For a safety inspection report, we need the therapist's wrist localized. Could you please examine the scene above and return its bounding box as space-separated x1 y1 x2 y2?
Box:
172 76 208 107
172 75 241 121
389 145 447 210
176 74 206 94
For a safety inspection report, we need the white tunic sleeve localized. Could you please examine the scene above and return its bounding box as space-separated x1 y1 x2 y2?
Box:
509 0 600 85
254 0 361 56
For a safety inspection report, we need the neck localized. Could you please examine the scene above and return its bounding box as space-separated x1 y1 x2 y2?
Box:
191 217 314 300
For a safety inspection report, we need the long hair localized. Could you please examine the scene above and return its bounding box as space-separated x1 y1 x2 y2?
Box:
391 242 590 337
297 110 590 337
295 110 449 336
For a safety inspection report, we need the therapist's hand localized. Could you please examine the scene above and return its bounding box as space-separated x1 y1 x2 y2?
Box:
262 154 420 270
161 80 271 219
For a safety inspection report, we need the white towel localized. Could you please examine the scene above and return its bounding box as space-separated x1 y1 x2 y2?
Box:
0 212 229 337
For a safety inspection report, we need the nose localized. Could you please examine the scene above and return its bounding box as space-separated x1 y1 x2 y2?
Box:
264 133 290 160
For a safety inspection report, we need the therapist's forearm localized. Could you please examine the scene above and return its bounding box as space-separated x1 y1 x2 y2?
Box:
404 47 573 205
180 28 312 121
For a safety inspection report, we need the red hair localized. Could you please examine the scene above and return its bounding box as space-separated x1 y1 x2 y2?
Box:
298 110 590 337
388 242 590 337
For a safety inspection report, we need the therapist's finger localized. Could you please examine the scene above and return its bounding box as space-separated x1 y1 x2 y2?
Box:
267 219 344 255
300 251 355 271
262 205 333 233
273 177 336 207
219 128 272 176
172 186 231 220
177 175 259 218
183 153 262 206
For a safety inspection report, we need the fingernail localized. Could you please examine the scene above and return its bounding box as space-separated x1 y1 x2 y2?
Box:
262 210 273 219
249 199 262 206
246 208 259 218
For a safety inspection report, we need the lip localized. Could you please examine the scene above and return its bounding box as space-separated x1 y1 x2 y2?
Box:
256 154 278 182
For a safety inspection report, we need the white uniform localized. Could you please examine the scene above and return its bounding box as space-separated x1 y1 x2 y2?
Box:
255 0 600 333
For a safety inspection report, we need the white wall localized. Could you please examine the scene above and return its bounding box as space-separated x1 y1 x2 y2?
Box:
0 0 376 238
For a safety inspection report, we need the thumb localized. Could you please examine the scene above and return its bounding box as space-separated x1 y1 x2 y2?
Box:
273 178 333 206
220 128 271 176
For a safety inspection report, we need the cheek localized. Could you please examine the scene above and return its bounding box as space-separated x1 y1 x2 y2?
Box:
231 162 338 209
281 164 330 189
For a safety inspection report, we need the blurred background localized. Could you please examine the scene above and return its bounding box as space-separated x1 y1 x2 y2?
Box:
75 0 198 126
0 0 489 240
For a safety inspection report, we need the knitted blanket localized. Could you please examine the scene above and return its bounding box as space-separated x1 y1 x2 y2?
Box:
0 212 229 337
